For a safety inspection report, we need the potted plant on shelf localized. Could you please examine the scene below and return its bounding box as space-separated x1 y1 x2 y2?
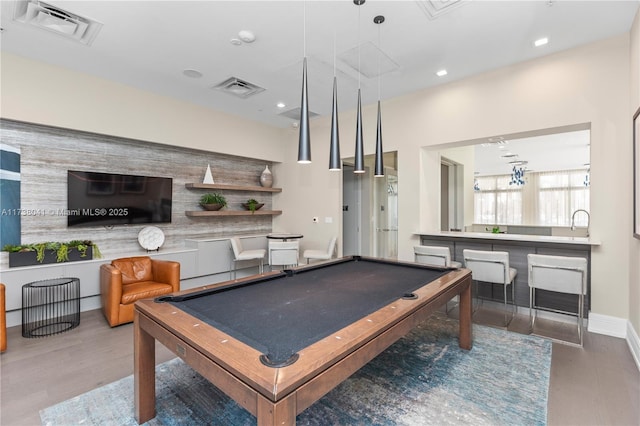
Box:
2 240 102 267
242 198 264 213
199 193 227 211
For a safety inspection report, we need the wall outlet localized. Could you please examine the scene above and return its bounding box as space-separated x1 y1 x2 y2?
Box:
312 217 319 223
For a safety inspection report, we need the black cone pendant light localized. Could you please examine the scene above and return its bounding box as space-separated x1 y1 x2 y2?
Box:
297 2 311 164
374 15 385 177
374 99 384 176
329 29 341 171
329 75 341 170
354 89 365 173
300 0 387 173
353 0 365 174
298 57 311 164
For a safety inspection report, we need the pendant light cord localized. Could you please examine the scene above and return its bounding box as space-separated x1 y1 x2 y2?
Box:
357 4 361 89
377 23 381 100
333 27 338 77
303 0 307 58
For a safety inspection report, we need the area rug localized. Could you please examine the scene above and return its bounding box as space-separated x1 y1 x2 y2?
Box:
40 314 551 426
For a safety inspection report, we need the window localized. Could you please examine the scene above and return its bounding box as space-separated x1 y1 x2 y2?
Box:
473 175 522 225
474 169 589 226
537 170 590 226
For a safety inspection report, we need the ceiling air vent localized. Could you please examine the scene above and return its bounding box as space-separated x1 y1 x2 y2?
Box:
279 107 320 121
212 77 265 99
415 0 467 20
13 0 103 45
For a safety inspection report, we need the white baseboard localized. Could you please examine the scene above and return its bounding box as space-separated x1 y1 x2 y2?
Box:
627 321 640 372
588 312 628 338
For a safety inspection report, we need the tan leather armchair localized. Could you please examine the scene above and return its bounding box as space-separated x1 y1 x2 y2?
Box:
1 283 6 352
100 256 180 327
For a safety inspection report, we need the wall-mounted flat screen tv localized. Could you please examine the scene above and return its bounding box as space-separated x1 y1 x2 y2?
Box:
67 170 172 227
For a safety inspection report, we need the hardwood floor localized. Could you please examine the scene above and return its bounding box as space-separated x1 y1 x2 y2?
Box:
1 308 638 426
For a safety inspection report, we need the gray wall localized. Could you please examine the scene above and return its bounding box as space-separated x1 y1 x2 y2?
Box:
0 119 275 264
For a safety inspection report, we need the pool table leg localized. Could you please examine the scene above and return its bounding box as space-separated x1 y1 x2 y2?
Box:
257 393 296 426
458 279 473 350
134 311 156 424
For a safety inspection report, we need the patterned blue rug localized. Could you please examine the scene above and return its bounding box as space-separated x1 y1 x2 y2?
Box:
40 314 551 425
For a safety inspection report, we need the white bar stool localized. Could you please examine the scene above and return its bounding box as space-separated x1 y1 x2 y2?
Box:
527 254 588 346
414 245 461 314
414 245 462 268
463 249 517 326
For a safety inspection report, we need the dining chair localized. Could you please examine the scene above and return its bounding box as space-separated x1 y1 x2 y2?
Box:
229 237 266 279
269 241 299 269
303 236 337 264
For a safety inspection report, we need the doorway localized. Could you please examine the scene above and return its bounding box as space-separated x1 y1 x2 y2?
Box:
374 172 398 258
441 157 464 232
342 164 360 256
342 152 398 258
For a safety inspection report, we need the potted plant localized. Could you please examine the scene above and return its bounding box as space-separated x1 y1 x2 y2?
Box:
242 198 264 213
3 240 102 267
199 193 227 211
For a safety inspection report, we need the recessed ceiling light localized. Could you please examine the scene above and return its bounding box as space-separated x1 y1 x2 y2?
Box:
182 69 203 78
436 69 448 77
276 102 286 108
534 37 549 47
230 38 242 46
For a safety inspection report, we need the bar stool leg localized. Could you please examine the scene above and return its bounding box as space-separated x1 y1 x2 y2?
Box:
578 293 584 347
529 287 536 332
471 280 480 313
502 280 515 327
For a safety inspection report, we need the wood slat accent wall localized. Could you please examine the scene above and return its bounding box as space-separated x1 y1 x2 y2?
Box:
0 119 276 266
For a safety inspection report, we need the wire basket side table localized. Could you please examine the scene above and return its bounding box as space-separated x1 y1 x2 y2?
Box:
22 277 80 338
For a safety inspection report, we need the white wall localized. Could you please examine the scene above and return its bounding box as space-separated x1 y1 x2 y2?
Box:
0 52 287 162
278 34 632 322
271 125 343 257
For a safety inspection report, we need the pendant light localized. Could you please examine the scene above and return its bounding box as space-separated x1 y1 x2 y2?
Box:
297 1 311 164
329 31 341 171
353 0 365 174
373 15 385 177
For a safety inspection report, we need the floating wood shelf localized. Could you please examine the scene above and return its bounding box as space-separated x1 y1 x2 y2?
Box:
185 210 283 217
185 183 282 193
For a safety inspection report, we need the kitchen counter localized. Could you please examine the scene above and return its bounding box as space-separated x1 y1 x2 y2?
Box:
415 231 597 315
415 231 600 246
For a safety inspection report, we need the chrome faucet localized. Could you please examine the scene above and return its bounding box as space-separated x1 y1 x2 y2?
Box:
571 209 590 237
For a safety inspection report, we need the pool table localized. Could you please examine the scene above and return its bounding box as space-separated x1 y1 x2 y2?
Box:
134 256 472 425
